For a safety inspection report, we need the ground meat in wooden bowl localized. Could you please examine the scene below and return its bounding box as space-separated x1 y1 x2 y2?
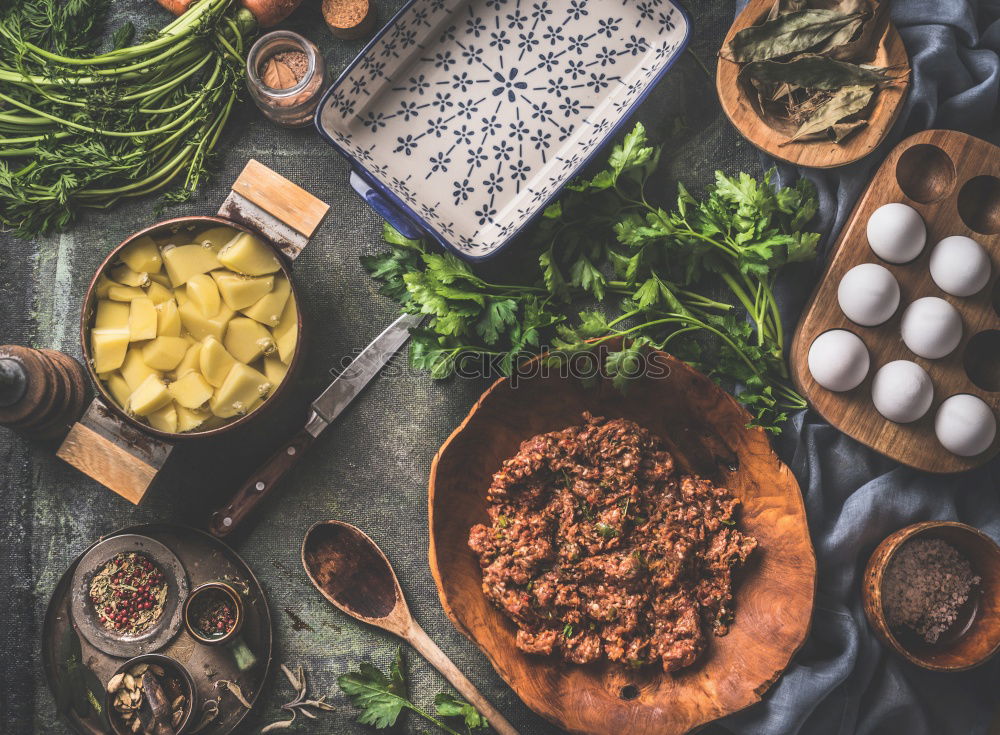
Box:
468 413 757 672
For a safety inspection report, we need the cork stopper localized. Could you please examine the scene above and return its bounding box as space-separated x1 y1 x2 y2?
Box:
322 0 376 40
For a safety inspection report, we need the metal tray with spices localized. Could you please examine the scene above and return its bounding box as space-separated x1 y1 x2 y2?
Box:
315 0 690 260
41 524 272 735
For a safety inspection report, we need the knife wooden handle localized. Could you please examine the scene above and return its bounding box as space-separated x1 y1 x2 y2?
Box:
209 427 316 538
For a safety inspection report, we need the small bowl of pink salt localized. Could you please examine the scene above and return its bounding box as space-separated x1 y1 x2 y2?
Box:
863 521 1000 671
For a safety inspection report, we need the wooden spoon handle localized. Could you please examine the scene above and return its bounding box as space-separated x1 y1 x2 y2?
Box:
406 622 520 735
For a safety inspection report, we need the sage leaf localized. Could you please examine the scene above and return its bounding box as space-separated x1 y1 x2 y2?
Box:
741 54 897 89
723 10 864 62
785 85 874 142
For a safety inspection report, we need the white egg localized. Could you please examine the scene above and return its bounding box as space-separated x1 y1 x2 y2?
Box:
935 394 997 457
871 360 934 423
929 235 992 297
899 297 963 359
837 263 901 326
867 203 926 263
808 330 871 391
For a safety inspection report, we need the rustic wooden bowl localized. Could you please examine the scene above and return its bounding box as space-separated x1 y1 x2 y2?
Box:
428 348 816 735
862 521 1000 671
717 0 910 169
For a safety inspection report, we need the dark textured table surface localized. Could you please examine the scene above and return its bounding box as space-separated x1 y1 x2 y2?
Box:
0 1 762 733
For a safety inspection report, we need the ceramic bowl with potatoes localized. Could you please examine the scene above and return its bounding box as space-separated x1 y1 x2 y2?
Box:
81 216 303 440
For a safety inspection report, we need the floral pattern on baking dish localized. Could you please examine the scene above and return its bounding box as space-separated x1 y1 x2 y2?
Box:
316 0 690 259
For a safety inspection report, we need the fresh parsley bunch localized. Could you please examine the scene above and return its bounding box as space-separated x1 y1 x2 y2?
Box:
338 648 488 735
363 123 821 433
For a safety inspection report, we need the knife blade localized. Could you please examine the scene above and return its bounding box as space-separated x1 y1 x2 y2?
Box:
208 313 424 537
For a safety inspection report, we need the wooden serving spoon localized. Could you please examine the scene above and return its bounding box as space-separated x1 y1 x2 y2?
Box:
302 521 519 735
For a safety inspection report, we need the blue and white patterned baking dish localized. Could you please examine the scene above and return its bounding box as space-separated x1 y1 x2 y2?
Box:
315 0 690 260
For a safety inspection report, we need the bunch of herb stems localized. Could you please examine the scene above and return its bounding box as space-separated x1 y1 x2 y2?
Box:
0 0 254 231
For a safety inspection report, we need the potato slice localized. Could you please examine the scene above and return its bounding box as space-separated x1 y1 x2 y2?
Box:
95 300 130 330
272 294 298 363
156 300 181 338
186 273 221 316
200 336 237 387
175 342 202 377
240 274 290 326
162 244 222 286
91 328 129 373
141 336 189 371
178 300 234 342
95 274 114 299
128 374 172 416
263 355 288 385
119 235 163 273
209 363 272 418
168 371 213 409
145 280 173 305
120 347 161 390
148 272 171 288
213 271 274 310
129 298 157 342
104 372 132 407
110 264 150 288
192 226 239 252
224 317 275 364
218 233 281 276
107 285 146 302
147 402 178 433
176 404 210 432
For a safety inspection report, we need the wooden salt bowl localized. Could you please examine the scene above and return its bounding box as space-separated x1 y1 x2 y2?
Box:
862 521 1000 671
428 347 816 735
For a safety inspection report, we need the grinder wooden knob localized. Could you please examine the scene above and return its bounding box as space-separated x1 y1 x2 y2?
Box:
0 345 88 440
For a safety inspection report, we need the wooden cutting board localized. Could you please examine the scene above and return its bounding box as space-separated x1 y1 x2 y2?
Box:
790 129 1000 473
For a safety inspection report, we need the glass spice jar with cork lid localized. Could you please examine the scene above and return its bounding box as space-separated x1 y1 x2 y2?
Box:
246 31 327 128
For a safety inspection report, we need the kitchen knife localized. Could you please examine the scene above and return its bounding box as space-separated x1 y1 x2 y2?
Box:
208 313 424 538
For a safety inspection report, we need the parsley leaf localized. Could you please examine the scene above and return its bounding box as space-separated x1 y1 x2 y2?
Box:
338 648 486 735
434 693 489 731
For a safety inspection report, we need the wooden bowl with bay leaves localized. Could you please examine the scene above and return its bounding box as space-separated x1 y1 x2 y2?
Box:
717 0 910 168
428 346 816 735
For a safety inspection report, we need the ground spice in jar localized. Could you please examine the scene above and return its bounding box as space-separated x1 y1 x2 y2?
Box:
882 538 981 644
89 552 168 635
190 590 237 639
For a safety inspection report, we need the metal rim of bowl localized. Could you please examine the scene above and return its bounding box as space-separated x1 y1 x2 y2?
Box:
78 215 305 442
867 520 1000 671
182 581 244 645
104 653 198 735
70 534 189 659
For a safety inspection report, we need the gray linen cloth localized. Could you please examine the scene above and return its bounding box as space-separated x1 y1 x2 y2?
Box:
720 1 1000 734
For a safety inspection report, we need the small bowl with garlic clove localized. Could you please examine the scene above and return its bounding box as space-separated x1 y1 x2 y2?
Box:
105 653 197 735
862 521 1000 671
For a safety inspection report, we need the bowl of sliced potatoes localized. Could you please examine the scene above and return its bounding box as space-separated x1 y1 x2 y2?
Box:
81 216 303 439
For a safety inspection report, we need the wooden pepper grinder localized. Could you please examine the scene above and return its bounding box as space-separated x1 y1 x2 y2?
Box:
0 345 88 440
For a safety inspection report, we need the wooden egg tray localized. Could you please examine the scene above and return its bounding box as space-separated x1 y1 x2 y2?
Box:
791 129 1000 473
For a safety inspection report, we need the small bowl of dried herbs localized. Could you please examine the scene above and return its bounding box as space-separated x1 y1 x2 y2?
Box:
70 534 189 659
863 521 1000 671
105 654 197 735
184 582 242 644
183 581 258 672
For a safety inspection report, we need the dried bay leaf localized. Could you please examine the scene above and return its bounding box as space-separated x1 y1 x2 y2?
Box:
722 9 864 62
741 54 898 89
824 0 888 61
768 0 808 20
784 85 875 142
